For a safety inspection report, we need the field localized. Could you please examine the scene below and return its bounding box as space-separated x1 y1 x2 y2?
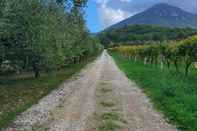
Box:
110 51 197 131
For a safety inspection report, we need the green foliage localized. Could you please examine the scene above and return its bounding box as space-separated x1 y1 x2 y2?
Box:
178 36 197 75
111 52 197 131
0 0 102 77
99 25 197 47
112 35 197 76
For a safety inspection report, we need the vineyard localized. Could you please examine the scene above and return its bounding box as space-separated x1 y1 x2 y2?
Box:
112 35 197 76
110 35 197 130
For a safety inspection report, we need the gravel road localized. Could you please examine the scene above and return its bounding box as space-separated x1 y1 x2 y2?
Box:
6 51 177 131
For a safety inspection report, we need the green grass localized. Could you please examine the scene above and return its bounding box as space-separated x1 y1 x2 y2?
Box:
0 58 95 129
110 51 197 131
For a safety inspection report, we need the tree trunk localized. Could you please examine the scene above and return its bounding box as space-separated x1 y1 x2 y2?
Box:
167 60 170 70
129 56 131 60
160 61 164 70
34 69 40 78
154 58 158 67
174 60 179 73
134 56 137 62
185 61 192 77
32 60 40 78
144 57 147 65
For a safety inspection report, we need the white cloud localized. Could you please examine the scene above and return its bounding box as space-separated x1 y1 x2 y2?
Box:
98 6 131 28
94 0 132 29
94 0 109 7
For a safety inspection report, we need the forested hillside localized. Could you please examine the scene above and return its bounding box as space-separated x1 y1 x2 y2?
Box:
0 0 102 77
99 25 197 47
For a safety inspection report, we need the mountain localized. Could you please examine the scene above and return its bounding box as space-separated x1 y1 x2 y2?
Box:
108 3 197 30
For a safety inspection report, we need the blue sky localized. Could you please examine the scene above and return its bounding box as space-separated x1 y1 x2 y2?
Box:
85 0 101 33
85 0 197 33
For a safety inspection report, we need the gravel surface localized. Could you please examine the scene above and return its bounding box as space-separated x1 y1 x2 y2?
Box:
98 52 177 131
5 51 177 131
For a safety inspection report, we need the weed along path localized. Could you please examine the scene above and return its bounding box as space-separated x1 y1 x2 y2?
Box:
6 51 177 131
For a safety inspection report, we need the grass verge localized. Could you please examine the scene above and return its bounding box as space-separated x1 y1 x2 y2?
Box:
0 57 96 129
110 51 197 131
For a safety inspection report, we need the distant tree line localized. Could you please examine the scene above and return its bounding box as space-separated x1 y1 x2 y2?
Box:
99 25 197 47
0 0 102 77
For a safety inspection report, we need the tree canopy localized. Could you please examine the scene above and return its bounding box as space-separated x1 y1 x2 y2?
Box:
0 0 102 77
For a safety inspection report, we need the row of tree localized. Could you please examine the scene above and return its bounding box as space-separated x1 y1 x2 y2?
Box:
0 0 102 77
112 35 197 76
99 25 197 47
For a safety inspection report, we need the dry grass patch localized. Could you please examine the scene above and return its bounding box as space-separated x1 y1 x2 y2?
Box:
100 101 115 108
100 87 112 93
99 112 125 131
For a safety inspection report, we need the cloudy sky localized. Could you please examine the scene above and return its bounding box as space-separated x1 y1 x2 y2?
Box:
85 0 197 32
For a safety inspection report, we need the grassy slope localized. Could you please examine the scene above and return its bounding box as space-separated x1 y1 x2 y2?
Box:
111 52 197 131
0 58 95 129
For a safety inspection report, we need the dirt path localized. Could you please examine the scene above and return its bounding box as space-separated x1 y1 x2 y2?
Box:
6 51 177 131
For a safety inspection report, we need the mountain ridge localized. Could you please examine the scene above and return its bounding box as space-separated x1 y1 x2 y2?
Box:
108 3 197 30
